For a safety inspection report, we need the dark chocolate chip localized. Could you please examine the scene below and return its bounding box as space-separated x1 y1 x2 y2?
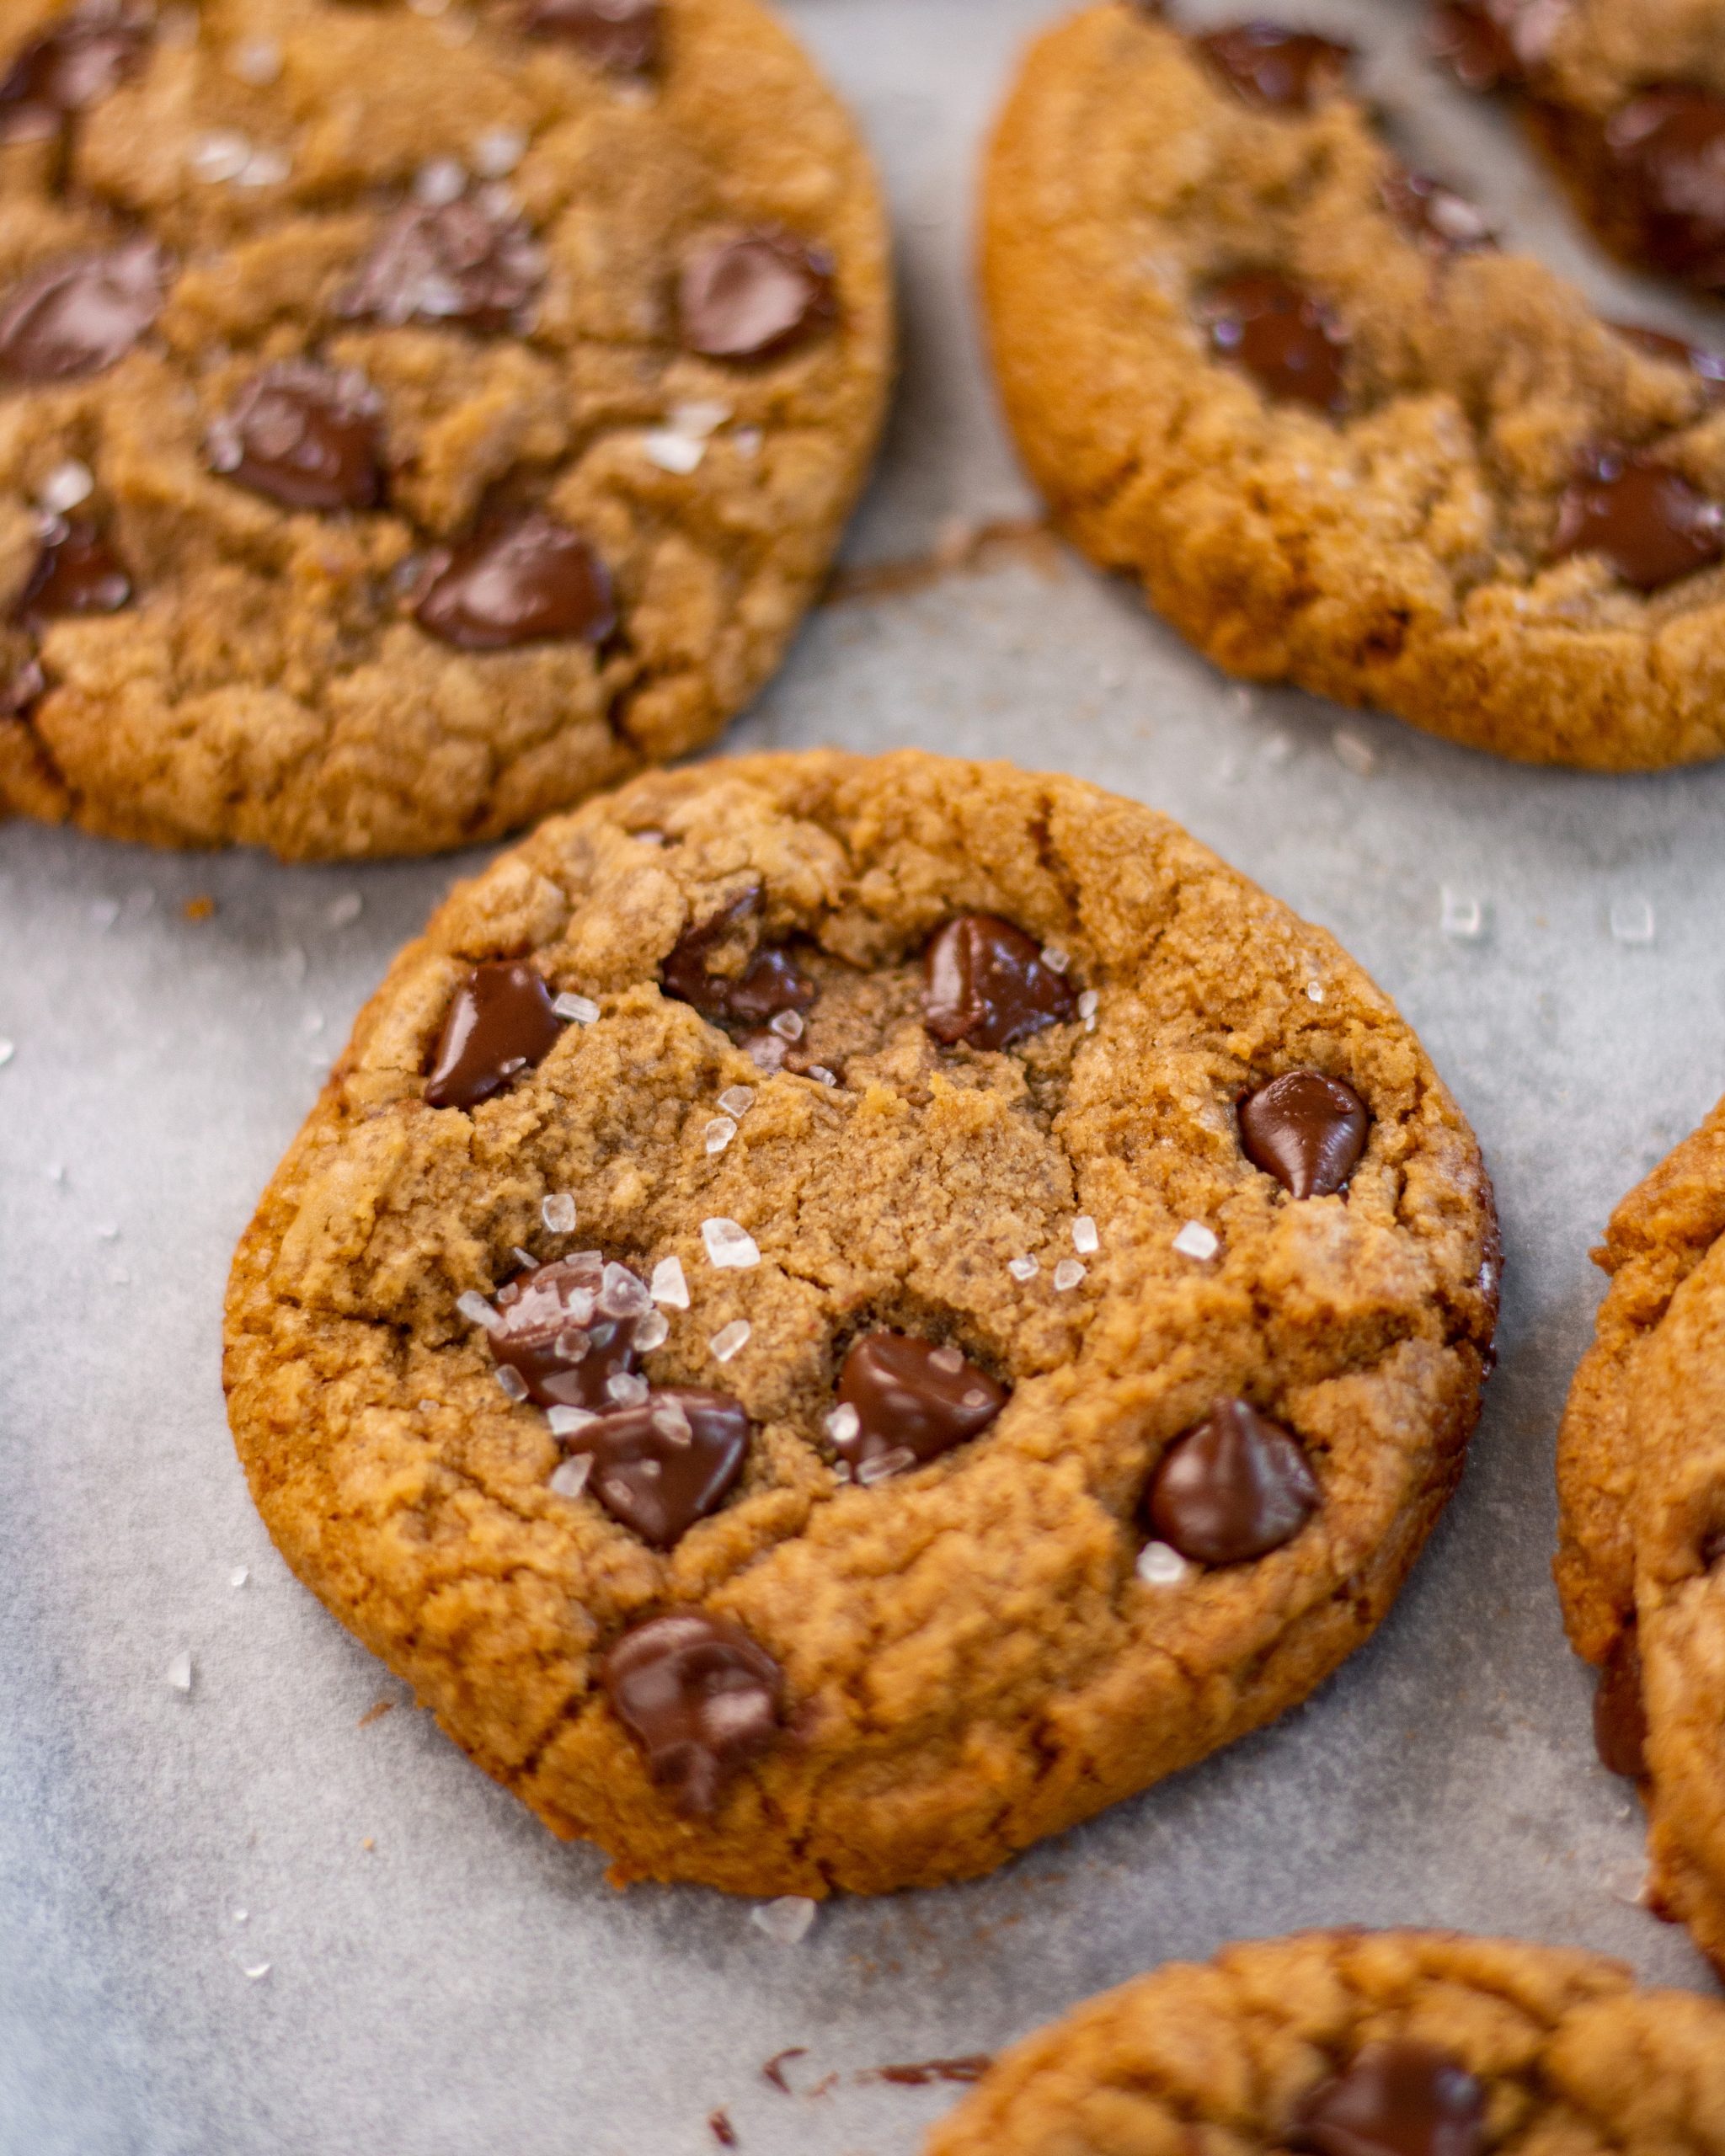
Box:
831 1332 1008 1481
490 1252 649 1412
1195 22 1353 112
1381 167 1496 255
1551 447 1724 593
565 1387 750 1548
1239 1070 1370 1199
1599 87 1725 287
1609 320 1725 396
1295 2041 1487 2156
679 232 836 361
1430 1 1521 93
13 514 130 624
662 884 816 1030
0 1 152 144
206 360 384 512
1202 272 1348 414
1146 1398 1320 1566
414 512 615 650
425 959 562 1110
1594 1625 1648 1779
336 194 545 334
601 1608 783 1817
921 913 1076 1052
522 0 659 73
0 237 168 385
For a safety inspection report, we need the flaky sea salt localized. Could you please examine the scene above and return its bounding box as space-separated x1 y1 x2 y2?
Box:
553 991 601 1025
1008 1255 1039 1282
672 401 731 438
165 1651 193 1694
606 1372 649 1406
650 1256 690 1308
650 1397 692 1444
1306 981 1325 1004
1076 990 1098 1031
496 1365 529 1402
327 892 362 927
598 1262 651 1319
857 1446 916 1486
702 1218 760 1269
546 1405 599 1439
473 125 526 177
229 1566 248 1589
0 1041 13 1070
414 156 467 207
548 1454 593 1500
1040 944 1070 973
1440 887 1484 940
929 1344 964 1374
190 131 252 181
633 1310 670 1353
768 1010 804 1041
1610 896 1656 946
750 1897 816 1946
826 1403 861 1445
804 1065 839 1087
542 1193 576 1235
709 1320 750 1363
39 460 93 514
641 430 705 475
1135 1541 1191 1587
704 1115 737 1155
229 35 281 83
1053 1258 1087 1293
237 144 291 188
1331 728 1376 777
242 1962 272 1982
1072 1215 1099 1256
718 1085 755 1118
1173 1222 1219 1262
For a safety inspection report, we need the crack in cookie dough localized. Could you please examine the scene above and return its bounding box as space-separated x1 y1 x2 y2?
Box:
0 0 889 857
1556 1091 1725 1975
225 750 1498 1895
981 4 1725 770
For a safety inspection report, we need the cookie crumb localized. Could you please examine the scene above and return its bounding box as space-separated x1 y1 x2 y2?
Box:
357 1698 396 1728
183 894 216 921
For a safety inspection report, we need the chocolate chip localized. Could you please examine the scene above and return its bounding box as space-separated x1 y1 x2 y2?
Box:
0 237 168 385
1701 1524 1725 1569
1195 23 1353 112
336 195 545 334
679 232 836 361
413 512 616 650
1239 1070 1370 1198
565 1388 750 1548
1295 2041 1487 2156
13 515 130 624
0 1 152 145
1551 447 1724 593
490 1252 648 1411
1599 87 1725 287
601 1609 782 1817
831 1333 1008 1480
206 360 383 513
921 914 1076 1051
662 884 816 1030
425 959 562 1110
1202 273 1348 414
1381 167 1496 255
1594 1625 1648 1779
522 0 659 72
1610 320 1725 396
1146 1399 1319 1566
1430 2 1521 93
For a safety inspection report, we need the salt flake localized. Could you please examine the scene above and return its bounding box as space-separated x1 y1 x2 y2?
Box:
165 1651 193 1694
229 1566 248 1588
702 1218 760 1269
1610 896 1656 946
718 1085 755 1118
553 991 601 1025
1331 728 1376 777
1072 1215 1099 1256
1136 1540 1191 1587
542 1193 576 1235
650 1256 690 1308
457 1289 500 1333
39 460 93 514
496 1365 530 1403
750 1897 816 1946
826 1403 861 1444
549 1453 594 1501
704 1115 737 1155
1008 1254 1039 1282
0 1040 13 1070
1440 887 1484 941
633 1310 669 1352
709 1320 750 1364
326 892 362 927
473 125 526 177
1053 1258 1087 1293
547 1405 599 1438
1173 1222 1219 1262
641 430 705 476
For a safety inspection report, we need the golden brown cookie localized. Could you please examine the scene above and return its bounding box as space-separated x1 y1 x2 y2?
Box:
224 749 1498 1897
923 1929 1725 2156
1556 1092 1725 1975
980 4 1725 771
0 0 889 858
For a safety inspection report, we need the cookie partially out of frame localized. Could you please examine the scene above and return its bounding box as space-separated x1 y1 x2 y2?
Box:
1556 1092 1725 1974
981 4 1725 771
224 750 1498 1897
924 1929 1725 2156
0 0 889 858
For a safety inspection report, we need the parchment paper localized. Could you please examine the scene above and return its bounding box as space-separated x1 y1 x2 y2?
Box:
4 3 1724 2150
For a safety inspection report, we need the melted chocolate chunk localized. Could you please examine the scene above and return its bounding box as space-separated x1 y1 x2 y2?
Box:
565 1388 750 1548
1610 320 1725 395
679 232 836 361
1295 2041 1487 2156
661 884 816 1030
0 1 152 144
13 515 130 624
601 1609 783 1817
1594 1625 1648 1779
1551 447 1724 592
206 360 383 512
1195 22 1353 112
1431 1 1521 93
1202 272 1348 414
490 1252 648 1411
1239 1070 1370 1198
0 237 168 385
523 0 660 72
1599 87 1725 288
425 959 561 1110
414 512 615 650
831 1333 1008 1480
1381 167 1496 255
1146 1399 1320 1566
336 195 545 334
921 913 1076 1051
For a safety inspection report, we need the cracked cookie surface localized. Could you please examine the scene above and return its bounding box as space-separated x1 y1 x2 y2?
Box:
1556 1092 1725 1974
923 1929 1725 2156
980 3 1725 771
223 749 1498 1896
0 0 889 858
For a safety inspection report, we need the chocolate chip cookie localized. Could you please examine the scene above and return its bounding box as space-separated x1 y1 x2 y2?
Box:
0 0 889 858
1556 1091 1725 1974
981 4 1725 771
223 749 1498 1896
923 1929 1725 2156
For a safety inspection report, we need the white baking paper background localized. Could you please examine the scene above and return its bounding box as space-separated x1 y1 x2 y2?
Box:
3 2 1723 2150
